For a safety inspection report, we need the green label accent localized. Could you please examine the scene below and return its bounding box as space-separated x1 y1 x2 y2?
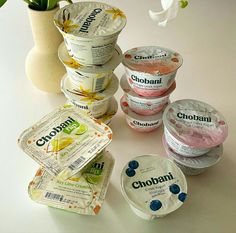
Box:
63 121 80 134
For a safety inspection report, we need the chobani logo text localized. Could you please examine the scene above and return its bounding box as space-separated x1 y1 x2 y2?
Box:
79 8 102 33
131 75 162 85
133 120 159 127
132 172 174 189
177 113 211 122
36 117 77 146
133 51 168 60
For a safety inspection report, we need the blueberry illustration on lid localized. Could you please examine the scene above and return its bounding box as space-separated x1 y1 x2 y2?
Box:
126 168 136 177
169 184 180 194
178 192 187 202
128 160 139 169
150 200 162 211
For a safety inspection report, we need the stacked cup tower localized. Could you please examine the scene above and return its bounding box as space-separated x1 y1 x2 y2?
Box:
54 2 127 125
120 46 183 132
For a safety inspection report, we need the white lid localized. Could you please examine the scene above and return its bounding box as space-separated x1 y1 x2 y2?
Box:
18 105 113 180
54 2 126 38
122 46 183 74
120 95 163 121
61 74 119 103
120 74 176 99
58 42 122 73
121 155 187 217
163 99 228 148
162 136 222 169
28 150 115 215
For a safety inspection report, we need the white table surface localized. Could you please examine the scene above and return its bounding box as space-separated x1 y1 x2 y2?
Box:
1 0 236 232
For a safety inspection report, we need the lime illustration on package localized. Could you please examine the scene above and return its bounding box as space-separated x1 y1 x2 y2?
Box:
18 106 113 180
28 150 114 215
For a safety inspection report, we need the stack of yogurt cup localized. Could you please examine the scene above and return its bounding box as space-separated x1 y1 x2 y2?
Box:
18 105 115 215
162 99 228 175
54 2 127 124
120 46 183 132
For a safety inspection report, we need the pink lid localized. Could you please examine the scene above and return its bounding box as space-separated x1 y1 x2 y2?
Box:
122 46 183 75
120 74 176 99
163 99 228 148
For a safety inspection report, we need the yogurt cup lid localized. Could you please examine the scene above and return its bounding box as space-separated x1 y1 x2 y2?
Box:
122 46 183 75
121 155 187 217
120 74 176 99
18 105 113 180
163 99 228 148
58 42 122 73
28 150 114 215
162 136 223 169
120 95 164 121
54 2 126 38
61 74 119 103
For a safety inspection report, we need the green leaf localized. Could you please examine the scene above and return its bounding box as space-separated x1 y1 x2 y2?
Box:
0 0 7 7
47 0 58 10
40 0 48 10
179 0 188 9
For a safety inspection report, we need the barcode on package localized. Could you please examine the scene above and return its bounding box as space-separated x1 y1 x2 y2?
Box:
95 76 105 91
69 156 86 170
45 192 64 202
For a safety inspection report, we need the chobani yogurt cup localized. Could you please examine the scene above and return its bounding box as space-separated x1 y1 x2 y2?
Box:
18 105 113 180
162 136 223 175
120 95 164 132
163 99 228 157
67 97 118 125
58 42 122 93
122 46 182 97
120 74 175 115
61 74 119 118
96 97 118 125
54 2 126 65
28 150 114 215
121 155 187 220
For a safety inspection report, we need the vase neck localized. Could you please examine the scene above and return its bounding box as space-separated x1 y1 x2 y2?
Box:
28 7 63 53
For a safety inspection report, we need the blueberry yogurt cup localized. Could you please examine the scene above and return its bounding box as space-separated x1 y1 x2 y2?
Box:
121 154 187 220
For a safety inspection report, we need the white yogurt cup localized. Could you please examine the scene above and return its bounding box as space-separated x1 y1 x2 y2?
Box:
58 43 122 93
54 2 126 65
122 46 182 97
120 154 187 220
120 95 164 132
163 99 228 156
120 74 175 115
162 136 223 175
67 97 118 125
96 97 118 125
61 74 119 118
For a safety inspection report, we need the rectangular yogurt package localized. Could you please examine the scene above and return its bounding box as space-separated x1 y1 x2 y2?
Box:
28 150 114 215
18 105 113 180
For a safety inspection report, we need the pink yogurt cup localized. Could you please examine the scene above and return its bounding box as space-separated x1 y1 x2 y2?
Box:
120 74 175 116
163 99 228 156
122 46 182 97
162 136 223 175
120 95 164 133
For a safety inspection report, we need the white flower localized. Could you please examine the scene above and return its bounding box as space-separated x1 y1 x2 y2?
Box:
149 0 185 27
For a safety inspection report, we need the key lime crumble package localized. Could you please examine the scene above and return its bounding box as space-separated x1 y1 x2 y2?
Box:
28 150 114 215
18 105 113 180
